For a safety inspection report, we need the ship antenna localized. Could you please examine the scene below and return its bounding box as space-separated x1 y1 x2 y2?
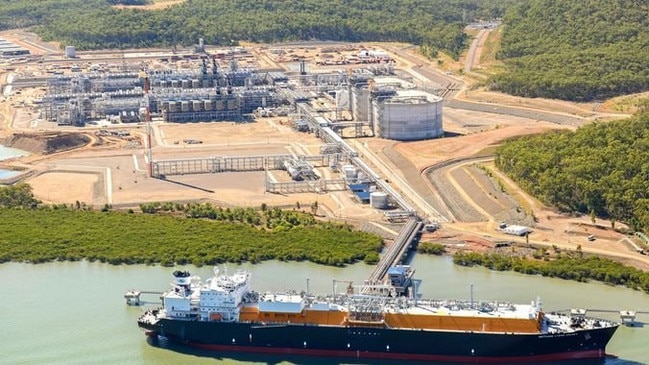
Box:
470 283 474 307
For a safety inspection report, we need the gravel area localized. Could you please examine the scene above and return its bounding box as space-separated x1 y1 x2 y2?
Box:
465 165 533 226
427 165 486 222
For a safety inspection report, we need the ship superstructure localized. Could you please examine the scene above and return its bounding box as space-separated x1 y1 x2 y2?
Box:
138 266 619 362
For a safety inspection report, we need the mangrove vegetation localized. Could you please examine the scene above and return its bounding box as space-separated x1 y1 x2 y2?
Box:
453 251 649 293
0 184 382 266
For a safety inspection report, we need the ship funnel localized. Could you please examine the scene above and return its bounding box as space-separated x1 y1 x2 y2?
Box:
172 270 191 287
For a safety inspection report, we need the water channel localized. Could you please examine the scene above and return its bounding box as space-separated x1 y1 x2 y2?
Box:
0 144 28 178
1 254 647 364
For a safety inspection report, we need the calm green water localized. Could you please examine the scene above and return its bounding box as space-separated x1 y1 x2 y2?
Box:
1 256 647 365
0 144 28 178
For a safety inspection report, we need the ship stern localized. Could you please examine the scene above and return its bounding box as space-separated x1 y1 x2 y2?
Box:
138 309 161 336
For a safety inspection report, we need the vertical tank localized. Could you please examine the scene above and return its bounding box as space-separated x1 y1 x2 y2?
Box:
65 46 76 58
342 165 357 180
192 100 202 112
370 191 389 209
181 101 190 112
226 99 238 110
168 101 178 113
203 99 213 111
376 95 443 141
181 79 190 88
352 87 371 121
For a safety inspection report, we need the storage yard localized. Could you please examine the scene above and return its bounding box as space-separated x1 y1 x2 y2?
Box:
2 33 649 269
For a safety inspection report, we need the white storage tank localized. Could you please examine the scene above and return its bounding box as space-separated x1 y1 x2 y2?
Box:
181 101 190 112
336 89 350 110
352 87 371 121
65 46 76 58
192 100 202 111
342 165 357 180
375 94 443 141
370 191 389 209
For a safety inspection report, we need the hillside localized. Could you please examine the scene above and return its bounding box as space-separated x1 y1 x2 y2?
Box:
495 112 649 231
0 0 516 58
489 0 649 101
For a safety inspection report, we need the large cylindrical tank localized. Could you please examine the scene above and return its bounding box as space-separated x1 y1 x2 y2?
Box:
192 79 200 88
192 100 202 112
168 101 178 113
370 191 389 209
376 96 443 141
181 79 190 88
227 99 238 110
181 101 190 112
216 100 225 110
170 80 179 88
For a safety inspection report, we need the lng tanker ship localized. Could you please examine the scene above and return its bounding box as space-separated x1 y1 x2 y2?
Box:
138 266 619 363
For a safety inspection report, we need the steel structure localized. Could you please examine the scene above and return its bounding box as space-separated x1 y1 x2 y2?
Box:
264 176 347 194
152 154 293 177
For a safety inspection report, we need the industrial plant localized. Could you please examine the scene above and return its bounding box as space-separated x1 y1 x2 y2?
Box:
30 46 446 223
36 55 443 141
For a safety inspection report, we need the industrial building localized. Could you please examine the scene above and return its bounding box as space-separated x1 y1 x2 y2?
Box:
36 51 443 143
0 38 30 58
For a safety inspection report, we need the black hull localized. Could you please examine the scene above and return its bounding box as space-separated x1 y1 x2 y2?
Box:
140 319 618 363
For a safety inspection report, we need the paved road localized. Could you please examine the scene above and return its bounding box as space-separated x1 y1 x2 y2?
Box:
445 99 584 126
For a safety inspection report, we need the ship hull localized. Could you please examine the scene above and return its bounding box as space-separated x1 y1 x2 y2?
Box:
141 318 618 363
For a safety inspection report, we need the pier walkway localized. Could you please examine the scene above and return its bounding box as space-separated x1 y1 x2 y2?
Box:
366 217 422 284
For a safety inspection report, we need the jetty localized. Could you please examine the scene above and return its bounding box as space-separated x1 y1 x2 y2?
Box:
124 290 163 306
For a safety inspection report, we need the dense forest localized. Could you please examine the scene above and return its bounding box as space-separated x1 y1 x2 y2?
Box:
490 0 649 101
495 112 649 231
3 0 648 100
0 184 382 266
0 0 516 58
453 251 649 293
